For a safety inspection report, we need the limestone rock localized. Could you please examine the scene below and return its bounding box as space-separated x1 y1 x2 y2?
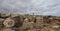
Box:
3 18 15 28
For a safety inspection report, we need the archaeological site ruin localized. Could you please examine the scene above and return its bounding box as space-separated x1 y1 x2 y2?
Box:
0 14 60 31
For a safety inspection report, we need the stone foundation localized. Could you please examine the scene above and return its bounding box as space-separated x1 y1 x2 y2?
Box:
0 14 60 31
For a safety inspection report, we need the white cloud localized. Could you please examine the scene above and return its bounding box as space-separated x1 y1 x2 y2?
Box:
0 0 60 16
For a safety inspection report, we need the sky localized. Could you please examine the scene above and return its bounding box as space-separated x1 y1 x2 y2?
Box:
0 0 60 16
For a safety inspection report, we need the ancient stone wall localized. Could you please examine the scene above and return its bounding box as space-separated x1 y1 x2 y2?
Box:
0 14 60 31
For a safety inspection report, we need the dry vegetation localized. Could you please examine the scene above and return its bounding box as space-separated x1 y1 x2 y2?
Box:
0 14 60 31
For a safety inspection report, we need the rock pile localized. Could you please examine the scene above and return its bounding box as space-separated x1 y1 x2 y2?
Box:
0 14 60 31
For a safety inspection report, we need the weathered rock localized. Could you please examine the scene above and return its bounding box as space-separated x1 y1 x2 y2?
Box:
27 29 40 31
22 18 34 29
3 18 15 28
35 16 43 29
0 14 10 17
3 28 15 31
0 18 4 30
41 27 56 31
0 14 60 31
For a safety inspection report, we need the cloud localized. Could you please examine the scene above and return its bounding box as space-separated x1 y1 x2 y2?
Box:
0 0 60 16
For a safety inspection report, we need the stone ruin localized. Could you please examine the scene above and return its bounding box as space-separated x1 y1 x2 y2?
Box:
0 14 60 31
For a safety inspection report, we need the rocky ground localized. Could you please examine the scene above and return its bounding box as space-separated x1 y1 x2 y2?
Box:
0 14 60 31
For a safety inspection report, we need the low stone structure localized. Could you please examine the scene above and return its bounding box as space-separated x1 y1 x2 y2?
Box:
0 14 60 31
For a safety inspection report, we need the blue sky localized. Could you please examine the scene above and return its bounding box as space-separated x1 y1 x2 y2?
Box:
0 0 60 16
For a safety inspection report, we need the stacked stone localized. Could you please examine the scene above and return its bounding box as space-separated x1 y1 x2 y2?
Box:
35 16 43 29
0 14 60 31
